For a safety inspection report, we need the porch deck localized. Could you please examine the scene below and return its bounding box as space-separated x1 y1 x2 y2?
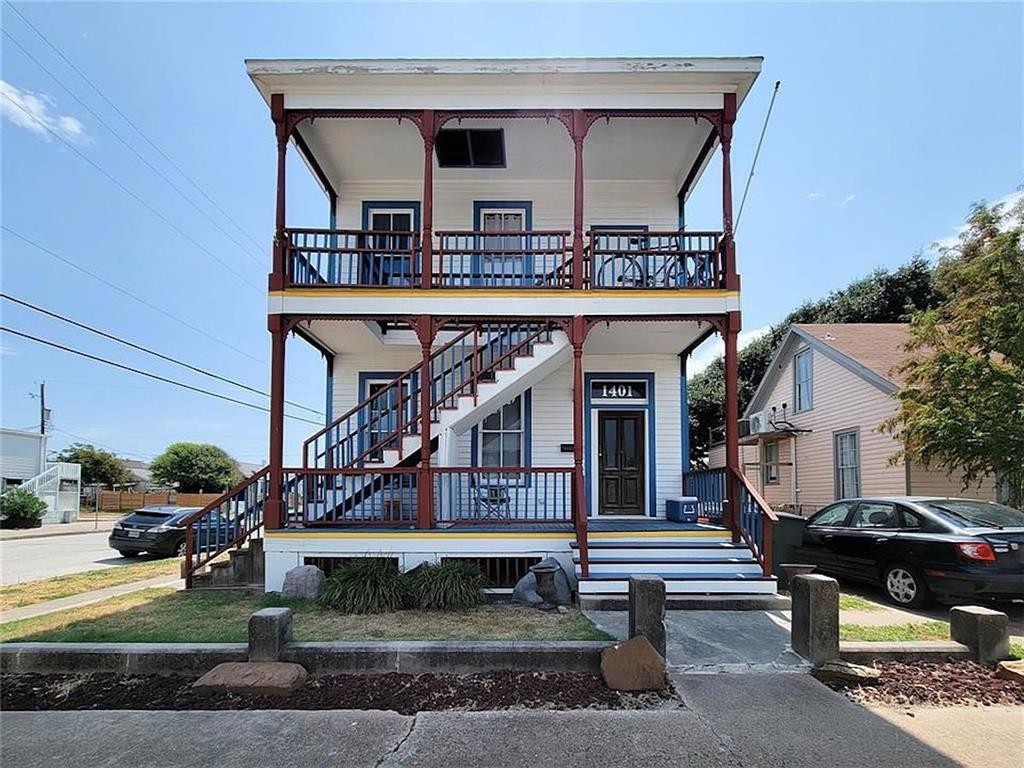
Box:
269 519 726 536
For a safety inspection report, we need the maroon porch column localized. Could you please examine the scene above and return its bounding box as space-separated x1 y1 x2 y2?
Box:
266 314 287 530
721 93 738 290
270 93 288 292
414 317 439 528
419 110 438 289
570 110 588 290
723 311 741 542
569 316 589 497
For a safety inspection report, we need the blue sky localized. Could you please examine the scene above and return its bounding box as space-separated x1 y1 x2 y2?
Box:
1 1 1020 468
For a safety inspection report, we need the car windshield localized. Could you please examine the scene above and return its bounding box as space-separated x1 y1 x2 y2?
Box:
923 500 1024 529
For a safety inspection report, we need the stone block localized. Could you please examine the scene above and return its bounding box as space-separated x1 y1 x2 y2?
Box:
193 661 307 697
248 607 293 662
995 659 1024 684
812 660 880 686
281 564 325 600
600 635 665 692
949 605 1011 663
790 574 839 665
628 575 666 658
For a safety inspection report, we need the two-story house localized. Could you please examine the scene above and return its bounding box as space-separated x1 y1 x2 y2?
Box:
707 324 999 514
183 56 781 603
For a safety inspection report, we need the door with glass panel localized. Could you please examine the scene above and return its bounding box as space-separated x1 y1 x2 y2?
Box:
478 209 527 286
363 209 415 286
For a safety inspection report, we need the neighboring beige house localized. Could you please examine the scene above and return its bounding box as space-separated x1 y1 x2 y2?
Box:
708 323 998 514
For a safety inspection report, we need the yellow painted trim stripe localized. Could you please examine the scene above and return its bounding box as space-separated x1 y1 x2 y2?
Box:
270 288 738 300
265 530 575 540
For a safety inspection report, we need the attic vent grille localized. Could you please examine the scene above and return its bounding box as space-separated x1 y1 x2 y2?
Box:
436 129 506 168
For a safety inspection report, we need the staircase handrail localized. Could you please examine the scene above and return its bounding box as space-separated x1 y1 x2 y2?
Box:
181 466 270 587
729 466 778 576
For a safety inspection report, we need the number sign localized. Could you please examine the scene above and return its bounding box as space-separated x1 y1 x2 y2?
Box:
591 381 647 401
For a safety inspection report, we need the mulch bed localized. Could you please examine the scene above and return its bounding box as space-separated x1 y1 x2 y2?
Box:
0 672 678 714
828 660 1024 708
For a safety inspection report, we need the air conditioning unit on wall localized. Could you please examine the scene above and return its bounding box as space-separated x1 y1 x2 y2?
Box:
748 410 769 434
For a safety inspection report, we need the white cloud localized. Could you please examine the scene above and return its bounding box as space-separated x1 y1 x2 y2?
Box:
839 193 856 207
807 191 826 200
930 189 1023 256
0 80 88 143
687 324 773 378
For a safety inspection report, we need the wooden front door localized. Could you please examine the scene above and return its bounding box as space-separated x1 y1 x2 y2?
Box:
598 410 645 515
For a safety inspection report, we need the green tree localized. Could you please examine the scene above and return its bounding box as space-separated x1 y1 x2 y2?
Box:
54 443 130 487
149 442 240 493
883 200 1024 505
688 256 940 464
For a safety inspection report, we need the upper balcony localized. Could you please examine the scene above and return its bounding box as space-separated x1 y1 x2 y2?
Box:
249 57 761 313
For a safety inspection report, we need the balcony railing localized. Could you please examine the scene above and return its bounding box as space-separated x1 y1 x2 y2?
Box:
282 227 726 290
434 467 574 523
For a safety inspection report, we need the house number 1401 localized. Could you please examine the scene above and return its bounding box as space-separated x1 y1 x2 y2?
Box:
601 384 639 398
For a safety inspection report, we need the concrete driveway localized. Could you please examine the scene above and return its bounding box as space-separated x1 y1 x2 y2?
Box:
3 675 1009 767
0 531 143 584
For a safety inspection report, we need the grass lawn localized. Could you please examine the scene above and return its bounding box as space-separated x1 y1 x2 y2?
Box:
0 559 181 611
839 621 950 643
839 593 884 612
0 588 614 643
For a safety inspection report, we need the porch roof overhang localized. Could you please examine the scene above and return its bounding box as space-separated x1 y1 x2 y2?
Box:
246 56 761 201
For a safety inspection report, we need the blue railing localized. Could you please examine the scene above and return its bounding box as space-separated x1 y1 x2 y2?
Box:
435 231 571 288
283 468 419 525
286 228 421 287
684 467 727 522
433 468 574 523
733 468 778 576
588 231 722 288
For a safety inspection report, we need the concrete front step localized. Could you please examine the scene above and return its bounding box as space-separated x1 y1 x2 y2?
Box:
575 547 755 561
577 575 778 595
580 593 791 611
577 560 764 575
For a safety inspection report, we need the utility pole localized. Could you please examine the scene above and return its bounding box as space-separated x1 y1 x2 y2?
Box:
39 381 47 434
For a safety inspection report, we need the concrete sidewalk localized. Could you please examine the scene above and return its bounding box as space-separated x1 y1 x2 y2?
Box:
0 519 116 541
3 675 1010 767
0 576 182 624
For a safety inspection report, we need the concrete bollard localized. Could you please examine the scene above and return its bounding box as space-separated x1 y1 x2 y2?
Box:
790 574 839 665
248 607 293 662
628 575 666 658
949 606 1011 663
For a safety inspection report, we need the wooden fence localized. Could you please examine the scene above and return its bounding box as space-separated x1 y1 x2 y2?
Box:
97 491 221 512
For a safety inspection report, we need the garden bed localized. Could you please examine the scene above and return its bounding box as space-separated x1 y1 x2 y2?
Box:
0 671 676 713
827 660 1024 708
0 588 611 643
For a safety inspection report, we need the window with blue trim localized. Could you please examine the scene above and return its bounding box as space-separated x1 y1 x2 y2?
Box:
479 395 525 467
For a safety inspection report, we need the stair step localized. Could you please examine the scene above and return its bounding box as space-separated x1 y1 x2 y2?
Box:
577 560 762 575
578 576 777 595
581 571 773 581
576 550 754 562
572 540 743 550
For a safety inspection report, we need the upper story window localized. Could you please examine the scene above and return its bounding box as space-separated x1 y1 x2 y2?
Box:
794 348 813 411
436 129 506 168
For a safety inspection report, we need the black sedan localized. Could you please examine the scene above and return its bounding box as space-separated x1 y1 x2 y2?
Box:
108 506 200 558
795 497 1024 607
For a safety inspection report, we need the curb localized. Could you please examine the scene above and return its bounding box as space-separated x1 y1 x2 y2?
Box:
839 640 973 664
0 640 613 676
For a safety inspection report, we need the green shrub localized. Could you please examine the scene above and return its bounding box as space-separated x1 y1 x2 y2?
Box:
318 558 409 614
409 561 487 611
0 487 47 520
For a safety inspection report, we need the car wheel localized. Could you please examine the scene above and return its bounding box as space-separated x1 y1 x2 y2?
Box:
118 551 141 558
882 563 930 608
174 540 187 557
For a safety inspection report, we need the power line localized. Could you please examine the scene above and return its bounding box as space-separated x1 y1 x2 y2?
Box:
50 427 155 462
1 225 264 366
0 90 263 292
1 28 267 270
3 1 266 254
1 293 322 417
736 80 781 235
1 326 322 427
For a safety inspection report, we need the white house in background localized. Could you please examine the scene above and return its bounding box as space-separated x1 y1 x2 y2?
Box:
0 427 81 523
708 324 999 514
182 55 784 604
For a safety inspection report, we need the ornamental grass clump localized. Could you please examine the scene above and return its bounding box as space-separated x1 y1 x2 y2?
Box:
409 561 487 611
318 558 409 614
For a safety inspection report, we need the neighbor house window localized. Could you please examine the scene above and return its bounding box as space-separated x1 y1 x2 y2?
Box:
794 348 813 411
762 441 780 485
834 430 860 499
480 395 525 467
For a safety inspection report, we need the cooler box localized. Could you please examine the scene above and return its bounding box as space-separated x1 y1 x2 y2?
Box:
666 496 699 524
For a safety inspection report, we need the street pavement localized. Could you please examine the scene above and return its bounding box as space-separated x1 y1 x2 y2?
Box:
3 675 1010 767
0 530 138 584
